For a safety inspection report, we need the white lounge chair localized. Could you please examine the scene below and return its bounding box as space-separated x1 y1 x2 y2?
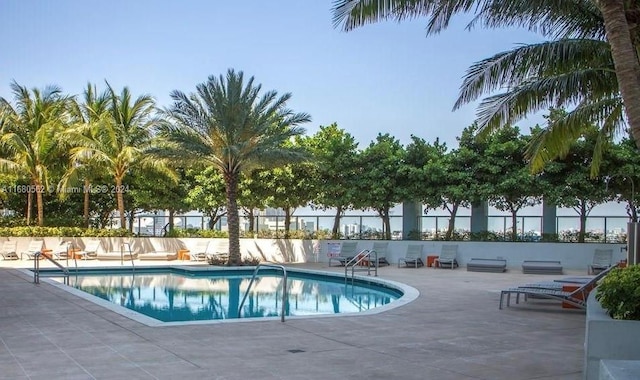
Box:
435 245 458 269
0 241 18 260
369 242 390 267
190 240 210 262
398 245 424 268
51 241 73 260
75 240 101 260
328 241 358 266
207 240 229 262
20 240 44 260
589 249 613 274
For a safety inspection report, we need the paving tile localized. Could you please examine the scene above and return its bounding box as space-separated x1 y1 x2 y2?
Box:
0 264 590 379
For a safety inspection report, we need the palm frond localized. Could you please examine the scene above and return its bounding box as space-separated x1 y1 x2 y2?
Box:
454 39 614 109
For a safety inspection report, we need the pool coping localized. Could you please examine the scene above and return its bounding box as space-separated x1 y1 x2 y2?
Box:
19 265 419 327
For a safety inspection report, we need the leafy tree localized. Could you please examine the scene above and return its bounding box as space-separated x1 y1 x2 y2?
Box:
481 126 543 241
185 166 227 229
356 133 406 240
543 124 613 242
158 69 310 265
0 81 70 225
302 123 359 238
603 134 640 221
405 130 484 240
260 159 315 238
238 170 269 234
332 1 640 164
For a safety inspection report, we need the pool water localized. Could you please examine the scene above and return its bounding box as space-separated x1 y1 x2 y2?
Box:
63 270 402 322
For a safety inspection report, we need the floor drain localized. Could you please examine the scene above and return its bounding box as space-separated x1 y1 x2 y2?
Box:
287 349 305 353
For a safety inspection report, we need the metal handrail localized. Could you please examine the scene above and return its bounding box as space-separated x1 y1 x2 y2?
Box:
238 263 288 322
34 251 70 285
345 249 378 284
64 241 78 275
121 242 135 271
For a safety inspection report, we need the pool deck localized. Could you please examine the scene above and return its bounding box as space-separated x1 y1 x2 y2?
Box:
0 259 587 379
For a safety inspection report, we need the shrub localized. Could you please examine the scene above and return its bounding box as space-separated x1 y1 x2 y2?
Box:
595 265 640 320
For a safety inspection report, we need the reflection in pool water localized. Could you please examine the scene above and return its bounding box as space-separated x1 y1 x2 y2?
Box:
67 272 401 322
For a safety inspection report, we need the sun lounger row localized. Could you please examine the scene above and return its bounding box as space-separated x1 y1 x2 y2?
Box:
0 239 230 262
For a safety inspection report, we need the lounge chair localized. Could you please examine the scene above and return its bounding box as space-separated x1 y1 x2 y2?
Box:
190 240 210 262
522 260 563 274
435 245 458 269
96 242 138 260
588 249 613 274
499 264 616 310
75 240 101 260
398 245 424 268
20 240 44 260
207 239 229 261
138 241 179 261
467 258 507 273
0 241 18 260
51 241 73 260
369 242 390 267
328 241 358 267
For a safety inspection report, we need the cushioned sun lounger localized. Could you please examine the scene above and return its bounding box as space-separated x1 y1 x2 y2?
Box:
522 260 563 275
499 265 615 310
96 242 138 261
466 258 507 273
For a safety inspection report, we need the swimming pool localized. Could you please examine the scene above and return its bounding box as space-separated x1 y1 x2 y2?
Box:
44 266 415 325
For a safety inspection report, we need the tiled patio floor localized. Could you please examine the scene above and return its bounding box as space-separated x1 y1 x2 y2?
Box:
0 260 586 379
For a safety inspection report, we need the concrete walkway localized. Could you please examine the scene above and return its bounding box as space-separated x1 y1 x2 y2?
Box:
0 260 586 379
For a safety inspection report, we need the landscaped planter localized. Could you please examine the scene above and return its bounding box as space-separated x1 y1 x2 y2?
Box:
584 292 640 379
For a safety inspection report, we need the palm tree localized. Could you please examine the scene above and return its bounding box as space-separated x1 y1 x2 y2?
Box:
61 83 111 227
158 69 310 265
0 81 70 226
64 83 160 229
332 0 640 151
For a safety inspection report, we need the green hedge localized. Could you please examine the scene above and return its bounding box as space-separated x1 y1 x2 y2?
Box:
0 227 132 237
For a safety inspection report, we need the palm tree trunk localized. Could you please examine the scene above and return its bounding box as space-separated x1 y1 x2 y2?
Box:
26 191 32 225
34 179 44 226
599 0 640 147
115 176 126 229
83 179 90 228
225 171 241 266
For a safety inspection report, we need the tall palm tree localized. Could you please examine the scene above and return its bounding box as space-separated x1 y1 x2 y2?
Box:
0 81 70 226
61 83 111 227
158 69 310 265
64 83 160 229
332 0 640 150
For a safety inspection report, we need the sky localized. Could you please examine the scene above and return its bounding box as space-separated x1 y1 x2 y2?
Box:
0 0 548 149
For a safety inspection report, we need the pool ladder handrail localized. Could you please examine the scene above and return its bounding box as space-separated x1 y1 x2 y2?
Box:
120 242 135 271
238 262 288 322
34 250 72 285
345 249 378 284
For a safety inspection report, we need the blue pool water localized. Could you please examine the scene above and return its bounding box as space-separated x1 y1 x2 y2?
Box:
52 268 403 323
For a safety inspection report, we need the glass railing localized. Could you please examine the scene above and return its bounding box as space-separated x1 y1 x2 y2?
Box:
112 214 631 243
